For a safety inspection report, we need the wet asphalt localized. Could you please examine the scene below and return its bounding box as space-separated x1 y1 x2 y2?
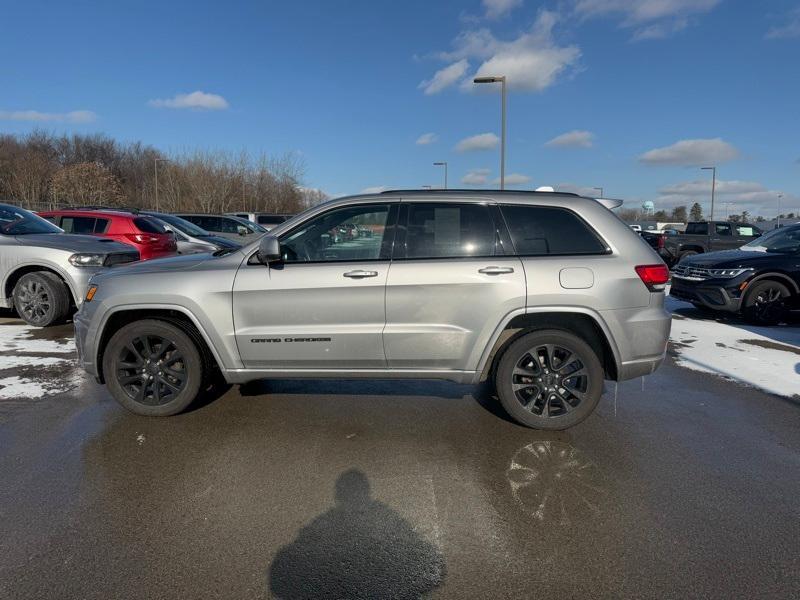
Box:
1 321 799 599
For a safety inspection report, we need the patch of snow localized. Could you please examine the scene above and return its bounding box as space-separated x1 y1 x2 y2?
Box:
666 288 800 398
0 355 70 370
0 376 51 399
0 325 74 354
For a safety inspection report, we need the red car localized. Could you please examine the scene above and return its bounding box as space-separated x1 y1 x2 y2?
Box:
39 209 177 260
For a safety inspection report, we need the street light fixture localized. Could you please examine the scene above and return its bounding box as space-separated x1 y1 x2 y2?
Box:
701 166 716 220
593 186 604 198
473 75 506 190
154 158 171 212
433 162 448 189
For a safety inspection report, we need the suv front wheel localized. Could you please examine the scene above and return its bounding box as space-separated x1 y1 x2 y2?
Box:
495 330 604 430
103 320 204 416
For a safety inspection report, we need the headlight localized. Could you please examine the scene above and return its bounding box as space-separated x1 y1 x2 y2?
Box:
69 253 106 267
706 268 753 278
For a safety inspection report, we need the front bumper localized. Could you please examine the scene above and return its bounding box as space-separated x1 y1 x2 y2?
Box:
669 276 747 312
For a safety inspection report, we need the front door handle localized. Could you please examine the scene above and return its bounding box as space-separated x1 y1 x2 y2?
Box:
343 270 379 278
478 266 515 275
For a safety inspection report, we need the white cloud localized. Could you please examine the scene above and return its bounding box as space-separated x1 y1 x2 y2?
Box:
483 0 523 19
456 132 499 152
572 0 720 40
766 8 800 39
360 186 389 194
639 138 739 166
418 59 469 95
656 178 797 216
148 91 229 110
415 132 438 145
425 10 581 93
493 173 531 185
0 109 96 123
462 169 491 185
545 129 594 148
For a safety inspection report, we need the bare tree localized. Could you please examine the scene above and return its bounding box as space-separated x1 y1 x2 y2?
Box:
50 162 123 206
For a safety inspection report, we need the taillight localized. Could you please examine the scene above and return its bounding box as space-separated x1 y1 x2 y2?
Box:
635 264 669 292
125 233 160 245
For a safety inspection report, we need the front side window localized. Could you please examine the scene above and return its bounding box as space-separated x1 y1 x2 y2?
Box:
0 205 62 235
403 203 495 259
500 205 607 256
280 204 392 263
735 225 760 237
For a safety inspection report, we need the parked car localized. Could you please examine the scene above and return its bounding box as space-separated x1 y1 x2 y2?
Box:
75 189 670 430
140 211 241 254
660 221 763 265
0 203 139 326
670 224 800 325
227 212 294 231
39 209 177 260
175 213 267 241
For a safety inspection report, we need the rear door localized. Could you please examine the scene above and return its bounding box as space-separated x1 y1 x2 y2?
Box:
710 222 738 250
383 200 525 371
233 202 397 369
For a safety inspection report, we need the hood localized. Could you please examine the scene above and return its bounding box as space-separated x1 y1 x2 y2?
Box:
13 233 135 254
682 249 785 269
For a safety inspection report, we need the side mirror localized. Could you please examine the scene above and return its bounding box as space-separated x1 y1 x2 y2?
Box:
237 225 248 236
256 235 281 264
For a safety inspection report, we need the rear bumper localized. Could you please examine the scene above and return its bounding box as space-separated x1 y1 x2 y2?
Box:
669 278 743 312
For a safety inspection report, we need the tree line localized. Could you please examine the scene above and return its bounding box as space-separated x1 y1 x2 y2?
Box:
0 130 328 214
617 202 776 224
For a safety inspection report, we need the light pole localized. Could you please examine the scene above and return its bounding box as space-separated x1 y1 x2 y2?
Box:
433 162 448 189
154 158 170 212
593 186 604 198
473 75 506 190
777 193 783 227
701 166 716 220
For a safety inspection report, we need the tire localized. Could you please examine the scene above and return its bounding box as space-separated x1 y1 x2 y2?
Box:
678 250 699 263
12 271 71 327
495 330 604 430
742 280 791 326
102 319 204 416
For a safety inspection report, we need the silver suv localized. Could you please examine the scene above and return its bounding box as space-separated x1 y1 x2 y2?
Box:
0 203 139 327
75 191 671 429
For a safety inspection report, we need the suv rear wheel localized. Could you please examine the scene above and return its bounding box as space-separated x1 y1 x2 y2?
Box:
495 330 604 430
13 271 71 327
103 319 204 416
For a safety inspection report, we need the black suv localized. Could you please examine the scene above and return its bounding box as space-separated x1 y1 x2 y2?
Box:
670 224 800 324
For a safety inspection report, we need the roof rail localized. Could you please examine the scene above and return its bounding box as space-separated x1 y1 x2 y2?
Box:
59 205 141 214
378 188 581 197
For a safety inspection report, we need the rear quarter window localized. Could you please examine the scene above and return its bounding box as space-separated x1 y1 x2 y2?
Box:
500 205 608 256
133 217 167 234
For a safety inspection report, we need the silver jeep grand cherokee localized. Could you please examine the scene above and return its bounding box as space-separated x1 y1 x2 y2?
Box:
75 190 671 429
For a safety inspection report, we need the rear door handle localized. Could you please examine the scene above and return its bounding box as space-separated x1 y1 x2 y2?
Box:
343 270 379 278
478 266 515 275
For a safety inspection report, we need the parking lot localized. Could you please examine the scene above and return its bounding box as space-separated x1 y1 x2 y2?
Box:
1 306 798 599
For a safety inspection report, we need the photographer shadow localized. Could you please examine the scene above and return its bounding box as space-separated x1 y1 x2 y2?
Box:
268 469 445 599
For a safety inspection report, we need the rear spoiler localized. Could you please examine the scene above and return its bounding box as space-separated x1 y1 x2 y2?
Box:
595 198 623 210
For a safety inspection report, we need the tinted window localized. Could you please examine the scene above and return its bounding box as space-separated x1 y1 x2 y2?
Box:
404 203 495 259
500 205 607 256
258 215 287 225
715 223 732 236
94 218 109 233
280 204 391 263
61 216 97 234
685 223 708 235
134 217 167 234
219 217 245 234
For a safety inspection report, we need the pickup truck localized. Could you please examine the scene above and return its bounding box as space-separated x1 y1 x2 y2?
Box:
660 221 763 265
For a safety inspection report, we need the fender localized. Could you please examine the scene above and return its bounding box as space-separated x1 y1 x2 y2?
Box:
747 272 800 295
95 302 235 373
472 305 623 383
3 261 80 304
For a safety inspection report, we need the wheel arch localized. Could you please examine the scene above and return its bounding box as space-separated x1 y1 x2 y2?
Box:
679 245 704 254
95 307 223 383
4 264 78 305
477 309 621 384
747 272 800 295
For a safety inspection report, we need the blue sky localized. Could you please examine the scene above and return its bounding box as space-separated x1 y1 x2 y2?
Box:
2 0 799 216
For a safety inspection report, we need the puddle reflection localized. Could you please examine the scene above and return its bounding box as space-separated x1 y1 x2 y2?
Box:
506 441 608 525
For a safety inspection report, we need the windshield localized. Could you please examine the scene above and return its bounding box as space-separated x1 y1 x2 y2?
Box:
154 213 209 237
0 204 63 235
742 226 800 254
232 216 267 233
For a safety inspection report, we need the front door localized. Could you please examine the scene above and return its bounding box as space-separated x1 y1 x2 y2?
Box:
232 202 397 369
383 201 526 371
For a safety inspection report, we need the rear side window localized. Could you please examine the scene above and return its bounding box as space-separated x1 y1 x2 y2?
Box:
61 216 97 234
500 205 607 256
133 217 167 234
404 203 495 259
93 218 109 233
714 223 732 236
258 215 287 225
685 223 708 235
